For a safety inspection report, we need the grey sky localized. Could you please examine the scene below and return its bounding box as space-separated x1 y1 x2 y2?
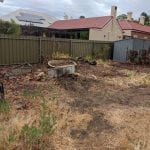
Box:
0 0 150 19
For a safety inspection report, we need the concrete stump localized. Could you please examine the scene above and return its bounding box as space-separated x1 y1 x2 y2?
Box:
48 64 75 77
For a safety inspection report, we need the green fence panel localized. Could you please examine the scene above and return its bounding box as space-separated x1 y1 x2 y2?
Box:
71 40 93 58
0 35 113 65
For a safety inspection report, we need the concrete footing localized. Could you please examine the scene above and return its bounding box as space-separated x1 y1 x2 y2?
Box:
48 64 75 77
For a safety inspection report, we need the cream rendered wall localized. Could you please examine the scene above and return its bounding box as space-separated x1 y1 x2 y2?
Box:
122 30 132 37
121 30 150 39
89 19 123 41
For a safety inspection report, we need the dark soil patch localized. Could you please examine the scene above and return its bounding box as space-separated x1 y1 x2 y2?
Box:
70 113 113 141
87 113 113 136
70 129 88 140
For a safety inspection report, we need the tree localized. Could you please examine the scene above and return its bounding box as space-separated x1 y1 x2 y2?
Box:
0 19 21 35
141 12 150 25
79 16 85 19
117 14 127 20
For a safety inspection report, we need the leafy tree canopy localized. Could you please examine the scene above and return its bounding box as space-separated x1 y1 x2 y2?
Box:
141 12 150 25
0 19 21 35
117 14 127 20
117 12 150 26
79 16 85 19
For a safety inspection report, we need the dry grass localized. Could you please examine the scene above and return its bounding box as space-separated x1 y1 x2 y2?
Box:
0 62 150 149
52 52 70 60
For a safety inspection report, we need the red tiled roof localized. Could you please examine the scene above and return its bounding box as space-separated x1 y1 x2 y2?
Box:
119 20 150 34
49 16 113 30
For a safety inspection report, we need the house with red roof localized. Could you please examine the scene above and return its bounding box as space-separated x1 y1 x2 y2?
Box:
49 6 150 41
119 14 150 40
49 6 123 41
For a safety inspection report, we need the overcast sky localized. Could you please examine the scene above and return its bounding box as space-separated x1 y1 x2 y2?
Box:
0 0 150 19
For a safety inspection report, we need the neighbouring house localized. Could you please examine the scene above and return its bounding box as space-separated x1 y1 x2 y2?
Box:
119 13 150 40
48 6 123 41
0 9 57 36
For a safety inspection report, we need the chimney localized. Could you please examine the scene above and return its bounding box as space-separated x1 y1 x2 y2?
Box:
140 15 145 25
111 6 117 18
127 12 133 21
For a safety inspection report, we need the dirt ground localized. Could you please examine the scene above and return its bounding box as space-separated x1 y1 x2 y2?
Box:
0 61 150 150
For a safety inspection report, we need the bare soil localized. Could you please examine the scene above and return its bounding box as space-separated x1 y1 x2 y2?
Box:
0 62 150 150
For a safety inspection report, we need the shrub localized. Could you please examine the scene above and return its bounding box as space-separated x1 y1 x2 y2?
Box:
85 55 93 61
0 19 21 35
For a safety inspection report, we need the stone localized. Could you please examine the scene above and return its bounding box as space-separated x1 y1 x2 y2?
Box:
34 72 46 81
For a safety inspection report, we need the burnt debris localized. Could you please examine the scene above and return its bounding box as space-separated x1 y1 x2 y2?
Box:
77 57 97 65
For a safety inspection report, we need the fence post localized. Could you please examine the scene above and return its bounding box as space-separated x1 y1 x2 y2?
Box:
39 37 42 63
91 41 95 59
70 39 72 57
52 39 56 55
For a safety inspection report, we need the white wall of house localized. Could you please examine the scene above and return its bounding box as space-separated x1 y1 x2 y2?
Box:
89 19 123 41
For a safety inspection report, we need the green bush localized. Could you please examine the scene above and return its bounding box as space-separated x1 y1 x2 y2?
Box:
0 19 21 35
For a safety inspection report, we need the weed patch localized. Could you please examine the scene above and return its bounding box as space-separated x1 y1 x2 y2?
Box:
7 131 17 144
40 112 56 135
21 124 41 144
23 89 41 99
0 100 10 114
20 111 56 147
52 52 70 60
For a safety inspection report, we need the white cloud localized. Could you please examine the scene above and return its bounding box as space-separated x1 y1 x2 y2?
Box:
0 0 150 19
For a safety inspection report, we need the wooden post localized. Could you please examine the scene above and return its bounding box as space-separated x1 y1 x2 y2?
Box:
92 41 95 59
70 39 72 57
39 37 42 63
0 82 4 101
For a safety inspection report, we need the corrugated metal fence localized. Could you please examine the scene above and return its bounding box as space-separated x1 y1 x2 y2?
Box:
113 38 150 62
0 35 113 65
